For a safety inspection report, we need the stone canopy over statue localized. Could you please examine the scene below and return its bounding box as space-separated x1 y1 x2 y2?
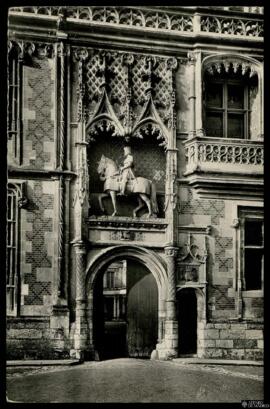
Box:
97 144 158 218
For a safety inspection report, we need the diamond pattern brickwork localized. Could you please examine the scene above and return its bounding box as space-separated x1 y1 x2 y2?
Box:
215 236 233 272
179 188 225 225
24 57 54 169
209 285 235 310
23 181 54 305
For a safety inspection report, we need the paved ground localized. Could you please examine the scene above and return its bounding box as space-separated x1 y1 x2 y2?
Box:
6 358 264 403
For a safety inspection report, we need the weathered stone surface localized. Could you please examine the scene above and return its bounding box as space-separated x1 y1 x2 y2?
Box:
230 323 248 330
204 348 223 358
257 340 263 349
246 323 264 330
215 340 234 348
233 339 257 349
203 329 220 339
228 349 246 360
244 349 263 361
213 323 228 329
7 329 43 339
219 330 245 339
245 330 263 339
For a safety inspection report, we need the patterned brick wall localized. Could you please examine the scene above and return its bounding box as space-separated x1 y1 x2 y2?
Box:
23 57 55 169
214 237 233 272
179 188 225 225
209 285 235 310
179 187 235 316
20 180 55 312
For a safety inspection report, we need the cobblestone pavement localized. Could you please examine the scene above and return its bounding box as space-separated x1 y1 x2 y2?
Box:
6 359 264 403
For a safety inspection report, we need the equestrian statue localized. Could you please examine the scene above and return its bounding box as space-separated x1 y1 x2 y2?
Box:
97 145 158 218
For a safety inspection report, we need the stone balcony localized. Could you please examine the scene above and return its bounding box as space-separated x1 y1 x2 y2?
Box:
183 136 264 199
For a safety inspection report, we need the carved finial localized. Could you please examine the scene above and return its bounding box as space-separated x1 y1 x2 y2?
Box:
57 8 67 31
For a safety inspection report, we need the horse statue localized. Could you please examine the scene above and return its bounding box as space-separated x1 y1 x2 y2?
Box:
97 155 158 218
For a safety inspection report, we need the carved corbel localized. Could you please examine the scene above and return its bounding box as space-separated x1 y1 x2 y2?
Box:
187 51 196 65
231 218 240 228
35 43 54 59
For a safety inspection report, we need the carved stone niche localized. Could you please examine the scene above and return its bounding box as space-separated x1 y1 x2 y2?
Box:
176 243 207 286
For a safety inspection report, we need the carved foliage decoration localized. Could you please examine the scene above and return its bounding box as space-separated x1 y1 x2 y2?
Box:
204 58 258 78
73 47 178 148
201 15 263 37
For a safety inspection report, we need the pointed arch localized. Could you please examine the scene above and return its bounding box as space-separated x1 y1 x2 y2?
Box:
132 96 169 148
86 89 125 140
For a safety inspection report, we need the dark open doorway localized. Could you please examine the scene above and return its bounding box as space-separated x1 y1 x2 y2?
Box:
177 288 197 356
93 259 158 360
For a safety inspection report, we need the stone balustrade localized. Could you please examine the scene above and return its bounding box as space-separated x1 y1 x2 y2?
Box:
184 136 264 176
9 7 263 39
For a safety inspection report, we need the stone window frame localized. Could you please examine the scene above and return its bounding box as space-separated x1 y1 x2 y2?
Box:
6 181 28 316
239 207 264 294
7 185 20 316
199 53 263 141
204 76 252 139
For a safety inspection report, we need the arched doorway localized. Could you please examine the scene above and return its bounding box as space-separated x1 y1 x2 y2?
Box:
177 288 198 356
92 257 158 360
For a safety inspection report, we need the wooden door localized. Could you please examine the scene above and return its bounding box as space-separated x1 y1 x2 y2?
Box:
126 260 158 358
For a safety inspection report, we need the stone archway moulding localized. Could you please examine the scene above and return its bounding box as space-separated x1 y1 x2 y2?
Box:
86 245 167 300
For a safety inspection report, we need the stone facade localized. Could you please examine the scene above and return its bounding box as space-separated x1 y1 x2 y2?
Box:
7 6 263 361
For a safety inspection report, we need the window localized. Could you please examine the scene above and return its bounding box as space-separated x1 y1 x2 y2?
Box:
106 271 115 289
240 210 264 291
6 186 19 315
204 66 259 139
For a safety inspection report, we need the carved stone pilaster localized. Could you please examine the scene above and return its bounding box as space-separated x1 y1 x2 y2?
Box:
72 240 88 359
162 246 178 358
165 246 178 320
57 176 65 298
165 148 178 245
73 48 90 122
231 217 242 319
187 51 196 138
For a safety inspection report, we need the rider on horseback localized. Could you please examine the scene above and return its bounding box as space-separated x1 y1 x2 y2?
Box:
119 145 136 196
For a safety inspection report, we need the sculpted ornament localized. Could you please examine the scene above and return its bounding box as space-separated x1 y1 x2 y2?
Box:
97 145 158 218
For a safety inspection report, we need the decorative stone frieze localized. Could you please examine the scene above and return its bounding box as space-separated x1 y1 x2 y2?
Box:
9 7 263 39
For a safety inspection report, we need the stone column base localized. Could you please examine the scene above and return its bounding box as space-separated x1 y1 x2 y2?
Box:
50 305 70 356
155 320 178 360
